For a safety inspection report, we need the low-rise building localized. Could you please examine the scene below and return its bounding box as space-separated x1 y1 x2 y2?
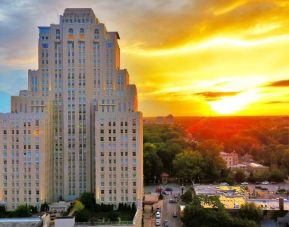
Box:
231 162 269 175
220 151 239 168
49 201 71 213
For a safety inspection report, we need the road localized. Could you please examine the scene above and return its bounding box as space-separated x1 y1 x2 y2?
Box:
162 194 182 227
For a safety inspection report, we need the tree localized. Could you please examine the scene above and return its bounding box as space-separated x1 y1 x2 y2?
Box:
181 189 193 203
0 205 6 217
74 200 85 212
197 140 228 182
80 192 96 211
143 143 164 182
234 169 246 183
75 209 91 222
237 203 263 223
40 202 49 212
173 150 204 182
131 203 136 213
108 211 119 222
182 196 259 227
14 205 32 217
269 168 286 182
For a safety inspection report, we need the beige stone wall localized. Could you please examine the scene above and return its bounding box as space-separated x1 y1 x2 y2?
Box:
95 112 143 206
0 113 53 210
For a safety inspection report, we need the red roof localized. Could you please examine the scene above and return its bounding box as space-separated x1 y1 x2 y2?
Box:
160 172 169 177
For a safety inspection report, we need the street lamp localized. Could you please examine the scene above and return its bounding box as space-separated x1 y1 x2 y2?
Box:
181 185 185 195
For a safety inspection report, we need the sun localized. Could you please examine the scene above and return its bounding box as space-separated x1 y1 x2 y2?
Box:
209 91 258 115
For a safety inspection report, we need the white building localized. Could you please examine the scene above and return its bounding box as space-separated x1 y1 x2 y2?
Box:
0 113 53 210
0 8 143 209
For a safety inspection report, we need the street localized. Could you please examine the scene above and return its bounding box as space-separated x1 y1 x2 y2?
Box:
161 193 182 227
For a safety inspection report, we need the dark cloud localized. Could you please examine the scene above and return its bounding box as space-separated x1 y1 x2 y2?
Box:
195 91 240 100
265 79 289 87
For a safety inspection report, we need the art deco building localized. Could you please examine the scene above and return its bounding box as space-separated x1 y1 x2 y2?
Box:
0 8 143 209
0 113 53 210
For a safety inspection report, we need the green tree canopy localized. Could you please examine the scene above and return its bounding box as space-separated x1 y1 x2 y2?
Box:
181 189 193 204
237 203 263 223
74 200 85 212
14 205 32 217
143 143 164 182
173 150 204 183
79 192 96 211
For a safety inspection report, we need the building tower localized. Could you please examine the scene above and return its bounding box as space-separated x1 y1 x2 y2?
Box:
1 8 143 208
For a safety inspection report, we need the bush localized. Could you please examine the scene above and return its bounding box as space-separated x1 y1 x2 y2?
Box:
181 189 193 203
131 203 137 213
237 203 263 223
74 200 85 212
80 192 96 211
40 202 49 212
0 205 6 217
14 205 32 217
100 203 113 212
108 211 119 222
75 209 91 222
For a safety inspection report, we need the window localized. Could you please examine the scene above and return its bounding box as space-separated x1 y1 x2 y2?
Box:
80 28 84 34
69 28 74 34
94 29 99 34
56 29 60 35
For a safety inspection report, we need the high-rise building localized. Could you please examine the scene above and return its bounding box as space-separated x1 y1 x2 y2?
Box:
0 113 53 210
0 8 143 209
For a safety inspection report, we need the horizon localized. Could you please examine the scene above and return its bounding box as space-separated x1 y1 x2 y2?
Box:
1 1 289 116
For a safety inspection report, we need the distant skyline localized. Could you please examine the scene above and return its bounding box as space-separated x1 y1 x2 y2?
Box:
1 0 289 116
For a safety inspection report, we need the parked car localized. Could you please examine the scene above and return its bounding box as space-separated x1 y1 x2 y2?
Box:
162 191 170 195
173 211 178 217
220 182 229 186
241 182 248 185
163 220 169 227
156 211 161 219
155 218 161 226
165 187 173 191
234 203 240 209
169 198 177 203
261 181 270 185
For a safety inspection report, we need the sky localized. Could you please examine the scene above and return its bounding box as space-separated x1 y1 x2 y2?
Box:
0 0 289 116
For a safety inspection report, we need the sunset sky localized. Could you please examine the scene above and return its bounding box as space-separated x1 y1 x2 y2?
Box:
1 0 289 116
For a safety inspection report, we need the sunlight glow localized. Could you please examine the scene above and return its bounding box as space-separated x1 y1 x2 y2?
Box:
123 35 289 57
210 90 259 115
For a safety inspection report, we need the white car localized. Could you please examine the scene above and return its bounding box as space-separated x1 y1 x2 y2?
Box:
241 182 248 186
155 218 161 226
261 181 270 185
156 211 161 219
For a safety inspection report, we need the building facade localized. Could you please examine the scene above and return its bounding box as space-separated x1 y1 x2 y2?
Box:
0 8 143 209
0 113 53 210
220 151 239 168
